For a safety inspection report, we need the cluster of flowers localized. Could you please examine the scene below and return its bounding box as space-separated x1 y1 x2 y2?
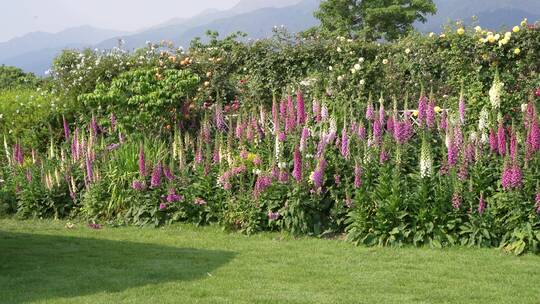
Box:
3 83 540 221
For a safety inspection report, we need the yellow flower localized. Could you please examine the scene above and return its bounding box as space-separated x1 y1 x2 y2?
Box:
487 35 495 43
247 153 257 162
382 59 389 65
514 48 521 55
494 34 500 41
513 26 520 33
439 33 446 38
505 31 512 39
521 18 528 27
474 26 482 32
413 110 419 117
429 32 435 38
457 28 465 35
434 106 442 113
479 38 485 43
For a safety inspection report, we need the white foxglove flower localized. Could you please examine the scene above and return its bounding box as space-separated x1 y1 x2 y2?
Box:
489 76 503 109
420 137 433 178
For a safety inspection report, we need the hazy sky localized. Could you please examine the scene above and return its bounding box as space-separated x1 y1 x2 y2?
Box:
0 0 240 42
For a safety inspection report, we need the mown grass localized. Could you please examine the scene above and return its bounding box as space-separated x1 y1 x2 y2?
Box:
1 218 539 304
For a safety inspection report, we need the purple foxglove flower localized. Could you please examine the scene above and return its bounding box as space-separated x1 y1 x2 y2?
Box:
354 164 362 189
497 124 506 156
334 174 341 185
272 166 280 180
478 193 486 215
452 192 462 209
510 132 518 162
300 127 310 152
139 145 146 177
510 164 523 189
150 162 163 188
379 104 385 126
526 120 540 159
13 143 23 165
254 175 273 198
164 166 174 181
501 163 512 189
253 155 262 166
63 115 70 140
357 124 366 140
489 129 498 154
312 157 327 189
447 142 458 168
215 103 226 131
119 132 125 144
278 131 286 142
465 142 476 164
240 150 248 159
292 147 302 183
321 104 329 121
279 100 287 123
365 103 374 121
426 100 436 128
166 188 183 202
373 120 382 144
439 110 447 131
386 116 395 134
159 203 167 211
286 95 296 132
296 90 306 125
132 180 144 191
340 128 349 159
417 96 427 126
85 155 93 184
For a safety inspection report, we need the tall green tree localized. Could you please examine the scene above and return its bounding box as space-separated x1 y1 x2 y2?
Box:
314 0 437 41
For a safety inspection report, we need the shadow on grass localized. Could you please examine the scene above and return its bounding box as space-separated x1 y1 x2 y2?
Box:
0 231 235 303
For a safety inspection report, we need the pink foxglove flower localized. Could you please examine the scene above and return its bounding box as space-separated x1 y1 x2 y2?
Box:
300 127 310 152
426 100 436 128
478 193 486 215
340 128 349 159
452 192 462 209
489 128 498 154
417 96 427 126
150 162 163 188
535 193 540 214
312 100 321 123
365 103 374 121
497 123 506 156
354 164 362 189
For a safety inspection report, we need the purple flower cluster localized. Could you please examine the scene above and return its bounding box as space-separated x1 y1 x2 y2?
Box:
268 211 280 221
254 174 273 198
478 193 486 215
452 192 462 209
166 188 183 202
501 163 523 190
150 162 163 188
292 147 302 183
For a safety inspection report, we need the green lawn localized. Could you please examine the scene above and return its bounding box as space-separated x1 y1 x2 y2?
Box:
1 219 539 304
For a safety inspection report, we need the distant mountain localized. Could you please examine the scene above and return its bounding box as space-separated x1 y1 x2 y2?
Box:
96 0 316 50
2 0 540 75
97 0 305 50
417 0 540 32
0 26 127 74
